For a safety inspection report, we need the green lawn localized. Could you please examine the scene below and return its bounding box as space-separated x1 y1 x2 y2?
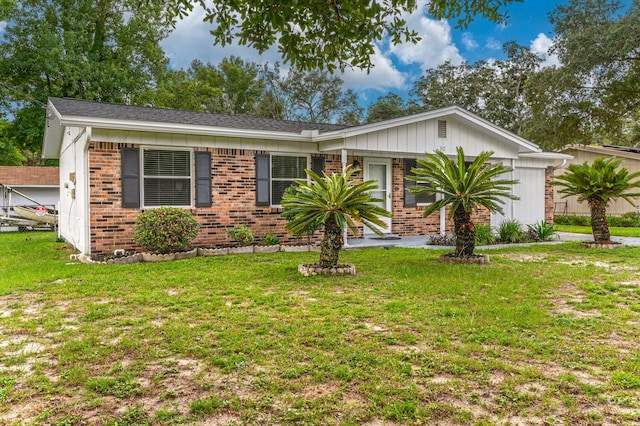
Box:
1 232 639 425
555 224 640 237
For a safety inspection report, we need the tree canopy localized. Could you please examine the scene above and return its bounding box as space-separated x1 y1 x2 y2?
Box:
0 0 173 163
160 0 521 72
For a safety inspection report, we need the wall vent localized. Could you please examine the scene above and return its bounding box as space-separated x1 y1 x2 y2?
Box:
437 120 447 138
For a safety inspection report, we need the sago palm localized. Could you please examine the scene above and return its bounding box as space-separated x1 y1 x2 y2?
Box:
553 157 640 243
407 147 518 257
281 166 392 268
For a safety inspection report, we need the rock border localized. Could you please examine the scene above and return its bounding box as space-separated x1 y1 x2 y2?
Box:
438 253 490 265
580 241 623 249
298 263 356 276
76 244 318 264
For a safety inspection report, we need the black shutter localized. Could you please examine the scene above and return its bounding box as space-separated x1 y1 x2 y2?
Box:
255 154 270 206
121 147 140 208
311 156 325 176
195 151 212 207
404 159 417 208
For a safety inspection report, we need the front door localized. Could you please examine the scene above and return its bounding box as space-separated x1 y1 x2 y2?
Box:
364 158 392 234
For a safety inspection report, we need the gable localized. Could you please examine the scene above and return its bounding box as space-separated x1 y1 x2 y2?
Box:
337 116 521 159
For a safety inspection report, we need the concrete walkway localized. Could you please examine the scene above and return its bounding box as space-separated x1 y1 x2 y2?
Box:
345 232 640 249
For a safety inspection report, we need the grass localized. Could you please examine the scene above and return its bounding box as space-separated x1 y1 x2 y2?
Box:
1 232 640 424
555 224 640 237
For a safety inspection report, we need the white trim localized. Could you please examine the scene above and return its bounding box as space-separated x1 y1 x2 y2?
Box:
59 116 316 142
363 157 392 234
140 147 194 209
269 153 309 208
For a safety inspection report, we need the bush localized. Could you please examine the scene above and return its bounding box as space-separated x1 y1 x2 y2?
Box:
427 234 455 246
226 225 254 246
554 214 590 226
263 232 280 246
133 208 200 254
475 224 495 245
607 213 640 228
497 219 526 243
527 220 557 242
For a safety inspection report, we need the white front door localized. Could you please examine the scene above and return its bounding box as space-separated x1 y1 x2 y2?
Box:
364 158 392 234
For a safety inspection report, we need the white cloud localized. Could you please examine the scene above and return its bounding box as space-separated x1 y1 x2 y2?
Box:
388 10 463 70
461 33 479 50
530 33 560 68
0 21 7 32
340 45 407 92
160 8 282 70
485 37 502 51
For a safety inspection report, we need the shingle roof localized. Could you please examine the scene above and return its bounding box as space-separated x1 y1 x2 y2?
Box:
49 97 350 134
0 166 59 186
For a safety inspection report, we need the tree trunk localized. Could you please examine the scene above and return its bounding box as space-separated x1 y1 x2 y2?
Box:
588 198 610 243
453 207 476 257
319 214 342 268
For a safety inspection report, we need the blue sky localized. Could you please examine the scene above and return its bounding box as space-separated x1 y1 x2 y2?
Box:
160 1 569 109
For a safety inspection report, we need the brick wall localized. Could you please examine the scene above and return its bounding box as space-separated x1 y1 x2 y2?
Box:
88 143 496 254
545 166 554 224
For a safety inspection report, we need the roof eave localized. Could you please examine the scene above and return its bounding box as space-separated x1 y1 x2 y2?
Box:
42 101 64 159
519 152 574 160
60 116 315 142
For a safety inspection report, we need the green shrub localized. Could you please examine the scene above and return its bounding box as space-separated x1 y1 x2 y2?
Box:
527 221 557 242
475 224 495 245
263 232 280 246
497 219 526 243
554 214 590 226
226 225 254 246
607 213 640 227
133 208 200 254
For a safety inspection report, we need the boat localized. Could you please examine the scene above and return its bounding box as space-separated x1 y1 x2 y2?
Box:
13 206 58 225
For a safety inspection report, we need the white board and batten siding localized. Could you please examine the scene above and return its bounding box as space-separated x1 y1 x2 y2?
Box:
491 157 548 228
342 118 520 159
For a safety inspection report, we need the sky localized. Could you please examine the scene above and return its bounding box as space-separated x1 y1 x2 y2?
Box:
160 0 568 109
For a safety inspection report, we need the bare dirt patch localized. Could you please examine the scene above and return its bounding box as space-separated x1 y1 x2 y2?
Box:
549 283 601 318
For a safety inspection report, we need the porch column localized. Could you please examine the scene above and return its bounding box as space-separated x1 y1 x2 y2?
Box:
341 149 349 247
510 159 516 220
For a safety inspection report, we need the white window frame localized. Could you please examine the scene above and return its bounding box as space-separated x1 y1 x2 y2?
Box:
140 147 194 209
270 153 309 207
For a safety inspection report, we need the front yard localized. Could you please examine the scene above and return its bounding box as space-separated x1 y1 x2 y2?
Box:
1 232 639 425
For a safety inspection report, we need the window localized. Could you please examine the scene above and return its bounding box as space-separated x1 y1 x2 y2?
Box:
142 149 192 207
271 155 308 205
415 183 436 205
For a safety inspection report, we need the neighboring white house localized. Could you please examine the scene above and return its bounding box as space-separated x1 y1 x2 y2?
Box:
0 166 59 231
42 97 571 255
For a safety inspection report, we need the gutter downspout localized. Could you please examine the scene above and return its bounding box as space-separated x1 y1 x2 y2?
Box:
83 127 92 255
341 148 349 247
554 159 568 170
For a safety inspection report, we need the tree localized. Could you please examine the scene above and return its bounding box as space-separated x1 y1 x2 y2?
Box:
0 0 173 160
281 167 392 269
0 119 23 166
411 42 541 138
539 0 640 146
263 66 363 124
553 158 640 244
190 57 265 115
365 92 418 123
407 147 518 258
163 0 520 71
